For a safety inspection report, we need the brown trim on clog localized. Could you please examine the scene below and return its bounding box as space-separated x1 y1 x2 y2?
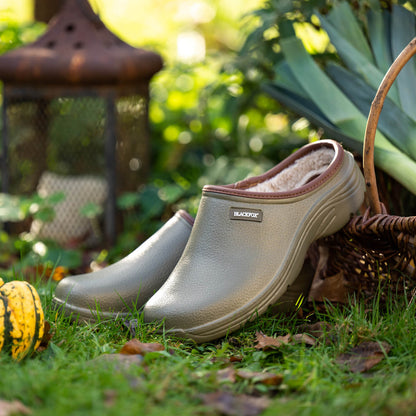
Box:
176 210 195 226
203 140 345 200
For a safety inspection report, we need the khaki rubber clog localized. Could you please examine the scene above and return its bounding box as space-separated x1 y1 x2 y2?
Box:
143 140 365 342
52 210 194 321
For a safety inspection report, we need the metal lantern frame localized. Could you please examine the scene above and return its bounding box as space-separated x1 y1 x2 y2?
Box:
1 83 150 244
0 0 163 245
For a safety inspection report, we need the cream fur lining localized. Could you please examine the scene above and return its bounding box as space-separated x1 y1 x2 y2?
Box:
249 148 335 192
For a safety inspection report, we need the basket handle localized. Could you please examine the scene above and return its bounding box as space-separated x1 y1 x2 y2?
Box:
364 37 416 215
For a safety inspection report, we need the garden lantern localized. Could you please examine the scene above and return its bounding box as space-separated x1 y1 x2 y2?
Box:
0 0 163 245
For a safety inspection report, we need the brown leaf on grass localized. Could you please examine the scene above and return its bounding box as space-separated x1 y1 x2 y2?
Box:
119 339 164 355
51 266 69 282
336 341 392 373
255 331 317 349
255 332 291 350
292 333 316 346
298 322 332 338
0 399 32 416
296 321 334 345
90 353 144 371
216 367 237 383
36 321 53 353
200 391 270 416
308 270 350 303
236 370 283 386
27 265 68 283
216 367 283 387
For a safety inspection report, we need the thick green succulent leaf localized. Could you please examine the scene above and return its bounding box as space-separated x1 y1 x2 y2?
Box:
322 1 373 61
263 84 327 123
275 35 416 193
262 83 362 153
367 8 393 73
279 36 371 138
373 145 416 195
326 63 416 159
273 61 310 99
337 116 416 194
391 5 416 120
316 7 400 105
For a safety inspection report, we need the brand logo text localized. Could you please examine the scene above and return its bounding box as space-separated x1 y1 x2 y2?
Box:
229 208 263 222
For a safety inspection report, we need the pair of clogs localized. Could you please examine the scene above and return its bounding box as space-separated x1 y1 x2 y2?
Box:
53 140 365 342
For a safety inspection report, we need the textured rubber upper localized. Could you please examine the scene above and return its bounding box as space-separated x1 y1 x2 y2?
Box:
143 140 365 342
53 210 193 320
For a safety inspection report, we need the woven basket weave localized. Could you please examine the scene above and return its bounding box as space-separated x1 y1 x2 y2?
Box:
309 37 416 300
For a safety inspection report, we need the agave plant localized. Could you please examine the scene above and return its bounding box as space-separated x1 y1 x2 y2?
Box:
261 1 416 195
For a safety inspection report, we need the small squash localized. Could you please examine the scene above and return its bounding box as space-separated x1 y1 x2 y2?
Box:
0 278 45 360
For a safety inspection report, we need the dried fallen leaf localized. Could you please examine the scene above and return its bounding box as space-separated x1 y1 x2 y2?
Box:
200 391 270 416
236 370 283 386
336 341 392 373
215 367 283 387
216 367 237 383
0 399 32 416
51 266 69 282
308 270 350 303
36 321 53 353
120 339 164 355
30 265 68 283
89 353 144 371
292 333 316 346
255 331 316 349
255 332 291 350
297 321 332 339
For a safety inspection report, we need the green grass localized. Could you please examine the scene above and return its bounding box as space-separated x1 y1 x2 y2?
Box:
2 281 416 416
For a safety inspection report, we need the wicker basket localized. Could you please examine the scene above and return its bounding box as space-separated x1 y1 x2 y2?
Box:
308 37 416 301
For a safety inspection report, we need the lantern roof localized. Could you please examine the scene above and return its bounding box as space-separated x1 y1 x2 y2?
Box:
0 0 163 86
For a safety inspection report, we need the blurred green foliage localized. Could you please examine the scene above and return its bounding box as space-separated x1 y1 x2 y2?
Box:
235 0 416 83
0 20 44 54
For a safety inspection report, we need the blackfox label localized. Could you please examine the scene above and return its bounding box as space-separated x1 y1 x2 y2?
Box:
229 207 263 222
